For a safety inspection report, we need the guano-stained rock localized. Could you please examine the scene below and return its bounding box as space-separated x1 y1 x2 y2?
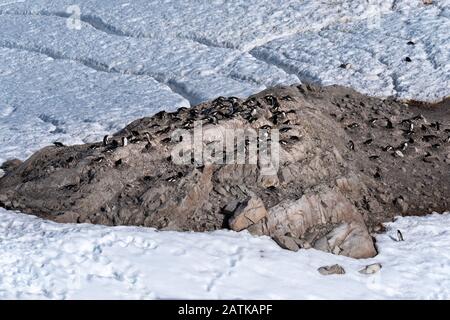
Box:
0 84 449 258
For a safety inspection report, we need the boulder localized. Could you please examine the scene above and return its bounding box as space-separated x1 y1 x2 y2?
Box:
228 196 268 232
272 235 300 252
318 264 346 275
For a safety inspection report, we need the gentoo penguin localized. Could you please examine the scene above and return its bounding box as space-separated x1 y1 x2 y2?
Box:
103 135 110 146
143 132 151 143
121 136 128 147
397 230 404 241
347 140 355 151
399 142 409 151
339 63 352 69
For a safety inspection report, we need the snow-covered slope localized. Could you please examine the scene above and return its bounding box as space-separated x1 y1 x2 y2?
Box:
1 208 449 300
251 6 450 102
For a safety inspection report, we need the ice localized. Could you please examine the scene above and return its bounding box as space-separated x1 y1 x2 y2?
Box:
0 47 189 163
0 208 449 299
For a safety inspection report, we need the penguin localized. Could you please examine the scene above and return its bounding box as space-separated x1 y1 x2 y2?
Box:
397 230 404 241
374 169 382 179
364 139 373 145
347 140 355 151
369 118 379 126
339 63 352 69
213 96 226 105
143 132 151 143
227 96 239 104
53 142 65 147
433 122 441 131
386 118 394 129
405 57 412 63
399 142 408 151
207 115 218 125
103 135 110 146
265 95 279 109
93 157 104 163
121 136 128 147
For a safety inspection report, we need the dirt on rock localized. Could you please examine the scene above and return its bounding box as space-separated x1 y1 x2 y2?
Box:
0 84 449 258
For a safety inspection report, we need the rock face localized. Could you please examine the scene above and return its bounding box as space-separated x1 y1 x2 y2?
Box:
0 84 449 259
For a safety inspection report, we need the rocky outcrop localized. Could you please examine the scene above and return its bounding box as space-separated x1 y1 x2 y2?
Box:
0 84 449 258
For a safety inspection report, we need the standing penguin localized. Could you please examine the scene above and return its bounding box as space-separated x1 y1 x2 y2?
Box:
121 136 128 147
103 135 110 147
397 230 404 241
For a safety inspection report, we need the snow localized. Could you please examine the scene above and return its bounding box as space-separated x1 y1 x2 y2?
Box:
251 5 450 102
1 208 449 300
0 0 449 300
0 47 189 163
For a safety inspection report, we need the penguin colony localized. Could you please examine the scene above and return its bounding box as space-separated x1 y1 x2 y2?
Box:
0 84 448 253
